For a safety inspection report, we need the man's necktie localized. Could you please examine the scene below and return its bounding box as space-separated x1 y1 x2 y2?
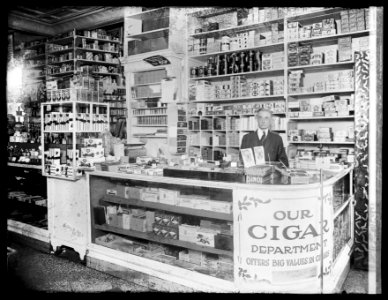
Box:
261 131 266 142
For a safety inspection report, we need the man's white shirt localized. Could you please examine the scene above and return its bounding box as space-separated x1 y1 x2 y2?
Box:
257 128 269 140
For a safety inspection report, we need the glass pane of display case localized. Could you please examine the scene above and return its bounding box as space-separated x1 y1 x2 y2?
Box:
90 175 234 281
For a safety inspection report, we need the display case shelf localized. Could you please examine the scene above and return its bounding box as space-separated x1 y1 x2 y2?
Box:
101 195 233 221
135 124 168 127
334 196 353 219
47 71 74 76
286 7 343 22
94 224 233 257
25 53 46 60
47 59 74 65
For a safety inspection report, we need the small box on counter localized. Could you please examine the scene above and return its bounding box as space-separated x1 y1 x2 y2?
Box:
125 186 142 199
178 224 199 244
215 233 233 250
130 215 147 232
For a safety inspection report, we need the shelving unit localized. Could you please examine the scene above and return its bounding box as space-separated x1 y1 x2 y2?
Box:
41 100 109 180
185 7 369 161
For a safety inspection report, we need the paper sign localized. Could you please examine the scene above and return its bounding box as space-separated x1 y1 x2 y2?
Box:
143 55 170 66
241 148 256 168
253 146 265 165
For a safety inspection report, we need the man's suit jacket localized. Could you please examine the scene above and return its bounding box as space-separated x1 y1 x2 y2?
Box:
240 130 289 167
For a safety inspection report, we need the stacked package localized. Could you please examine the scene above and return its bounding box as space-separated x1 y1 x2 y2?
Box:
288 70 304 94
298 44 313 65
317 127 333 142
338 70 354 90
287 22 301 41
322 94 339 117
288 42 299 67
311 22 323 37
352 36 369 54
261 53 272 70
231 76 248 98
153 211 181 240
299 25 312 39
273 79 284 95
271 23 282 43
195 80 212 100
310 52 323 65
78 138 105 168
338 37 352 62
335 98 350 117
323 45 338 64
271 51 284 69
321 18 337 36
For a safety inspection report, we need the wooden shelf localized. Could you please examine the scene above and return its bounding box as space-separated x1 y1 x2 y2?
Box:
287 61 355 71
289 141 355 145
93 72 121 76
42 100 106 105
189 112 286 118
126 7 169 20
288 30 369 44
189 42 284 59
133 135 168 138
76 59 119 66
24 64 45 69
47 59 74 65
101 195 233 221
192 95 285 103
47 71 74 76
288 116 354 120
190 17 284 38
288 89 354 97
132 82 162 87
132 96 161 100
76 35 121 44
190 68 284 80
24 53 46 60
128 28 169 40
133 114 167 117
76 47 119 54
8 163 42 170
47 48 74 55
94 224 233 257
286 8 343 22
135 124 167 127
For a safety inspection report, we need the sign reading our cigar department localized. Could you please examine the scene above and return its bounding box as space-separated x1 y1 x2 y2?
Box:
233 187 334 292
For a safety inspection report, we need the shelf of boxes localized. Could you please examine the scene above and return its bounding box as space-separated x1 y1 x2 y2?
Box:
191 95 285 103
287 30 369 43
290 141 354 145
287 61 355 71
75 47 119 54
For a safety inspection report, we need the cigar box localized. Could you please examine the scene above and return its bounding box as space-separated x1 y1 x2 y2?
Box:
122 212 132 230
178 224 199 243
130 215 147 232
195 228 216 248
141 191 159 203
124 186 142 199
215 233 233 250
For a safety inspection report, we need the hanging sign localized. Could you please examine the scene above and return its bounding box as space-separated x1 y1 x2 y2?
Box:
143 55 170 66
233 186 334 293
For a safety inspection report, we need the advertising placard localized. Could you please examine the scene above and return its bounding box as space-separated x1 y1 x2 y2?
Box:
233 186 334 293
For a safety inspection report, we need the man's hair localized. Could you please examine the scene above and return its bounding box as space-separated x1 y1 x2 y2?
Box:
256 108 273 116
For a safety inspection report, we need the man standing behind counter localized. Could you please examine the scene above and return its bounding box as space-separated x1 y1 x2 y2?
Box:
240 108 289 167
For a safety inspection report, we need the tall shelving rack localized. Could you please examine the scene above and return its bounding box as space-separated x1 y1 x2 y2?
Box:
185 7 369 163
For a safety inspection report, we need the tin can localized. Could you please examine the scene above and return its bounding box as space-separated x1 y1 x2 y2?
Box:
190 67 197 78
198 66 204 77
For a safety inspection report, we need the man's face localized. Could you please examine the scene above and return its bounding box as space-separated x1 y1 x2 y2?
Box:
256 110 272 129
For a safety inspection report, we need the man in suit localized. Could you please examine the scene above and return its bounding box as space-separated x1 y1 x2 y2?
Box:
240 108 289 167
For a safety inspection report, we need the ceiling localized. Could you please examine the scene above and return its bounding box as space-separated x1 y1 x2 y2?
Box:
8 6 127 36
9 6 108 25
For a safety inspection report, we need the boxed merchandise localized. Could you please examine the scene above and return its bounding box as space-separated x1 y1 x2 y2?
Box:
214 233 233 250
141 191 159 203
106 188 117 196
125 186 142 199
195 228 218 248
122 211 132 230
130 214 147 232
338 37 352 62
178 224 199 244
209 200 232 214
